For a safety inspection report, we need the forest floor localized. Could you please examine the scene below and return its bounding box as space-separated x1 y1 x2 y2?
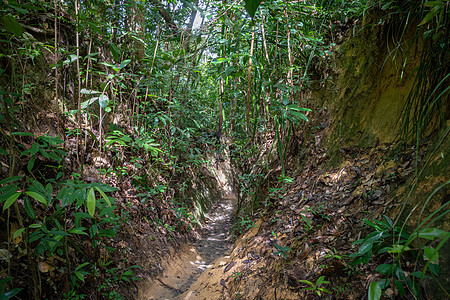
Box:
137 196 236 300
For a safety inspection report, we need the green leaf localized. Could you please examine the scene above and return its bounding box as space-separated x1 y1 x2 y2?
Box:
243 0 262 18
86 188 96 217
8 3 29 14
429 263 439 275
375 263 392 274
357 242 373 255
94 186 111 206
290 111 309 122
39 135 64 146
3 192 21 211
363 219 380 229
25 191 47 206
109 42 120 62
1 15 24 37
13 228 25 240
418 2 445 26
424 246 439 263
0 176 23 185
68 228 88 235
98 228 116 237
24 197 36 219
363 231 384 244
316 276 330 285
382 215 393 227
98 94 109 108
120 59 131 69
417 228 448 240
82 97 98 109
368 281 382 300
3 287 22 298
27 156 36 172
21 142 39 156
389 244 410 253
75 262 90 271
80 88 100 95
424 1 445 8
298 279 314 287
11 131 34 136
75 271 85 282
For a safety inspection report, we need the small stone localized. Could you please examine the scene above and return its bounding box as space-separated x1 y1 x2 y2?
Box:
370 188 383 200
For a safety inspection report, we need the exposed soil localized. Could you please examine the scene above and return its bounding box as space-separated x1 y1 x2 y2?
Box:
137 196 236 300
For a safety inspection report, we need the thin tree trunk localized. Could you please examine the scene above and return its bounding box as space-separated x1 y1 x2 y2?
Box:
246 25 255 133
75 0 84 177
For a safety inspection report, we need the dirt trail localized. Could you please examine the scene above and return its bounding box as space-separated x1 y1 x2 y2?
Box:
137 196 235 300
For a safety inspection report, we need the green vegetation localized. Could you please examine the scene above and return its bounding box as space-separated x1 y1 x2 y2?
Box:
351 212 449 300
0 0 448 298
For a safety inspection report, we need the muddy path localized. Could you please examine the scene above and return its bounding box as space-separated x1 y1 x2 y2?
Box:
137 196 235 300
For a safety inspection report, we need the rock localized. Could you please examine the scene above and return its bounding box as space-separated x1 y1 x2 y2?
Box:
369 188 383 201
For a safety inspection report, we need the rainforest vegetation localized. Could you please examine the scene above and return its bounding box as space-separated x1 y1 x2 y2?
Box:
0 0 449 299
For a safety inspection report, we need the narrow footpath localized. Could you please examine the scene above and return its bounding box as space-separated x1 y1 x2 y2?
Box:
138 196 235 300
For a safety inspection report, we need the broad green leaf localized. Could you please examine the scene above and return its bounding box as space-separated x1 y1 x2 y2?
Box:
377 246 392 254
389 244 410 253
28 223 42 229
27 156 36 171
86 188 96 217
368 281 381 300
98 94 109 108
424 1 445 8
8 3 29 14
424 246 439 263
120 59 131 69
50 230 70 236
94 186 111 206
429 263 439 275
1 15 24 37
21 142 39 156
244 0 262 18
225 66 236 77
11 131 34 136
375 263 392 274
24 197 36 219
363 219 380 229
69 228 88 235
75 262 90 271
25 191 47 205
0 176 23 185
357 242 373 255
290 111 309 122
363 231 384 244
418 3 445 26
298 279 314 287
64 54 78 64
3 192 21 211
98 229 116 237
81 88 100 95
39 135 64 146
109 42 120 62
3 287 22 298
316 276 330 285
82 97 98 109
13 228 25 240
417 228 448 240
